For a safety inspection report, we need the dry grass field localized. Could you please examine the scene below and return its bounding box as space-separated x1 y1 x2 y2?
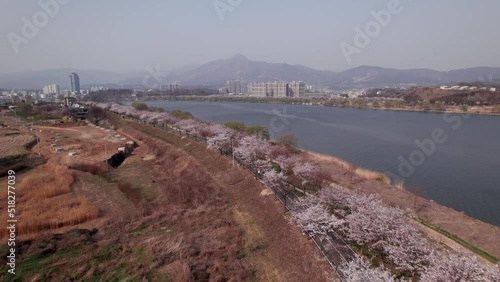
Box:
0 131 36 159
0 164 99 237
0 119 332 281
309 152 390 184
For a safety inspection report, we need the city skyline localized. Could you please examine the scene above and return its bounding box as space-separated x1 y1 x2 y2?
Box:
1 1 500 74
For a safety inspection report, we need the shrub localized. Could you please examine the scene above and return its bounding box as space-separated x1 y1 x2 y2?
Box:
224 121 247 132
459 104 468 112
278 134 298 149
131 102 150 111
171 110 194 120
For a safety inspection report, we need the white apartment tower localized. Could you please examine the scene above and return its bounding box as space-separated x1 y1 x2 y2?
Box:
42 84 60 95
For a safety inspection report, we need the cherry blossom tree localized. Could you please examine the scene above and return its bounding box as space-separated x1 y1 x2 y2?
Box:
316 186 433 276
253 159 271 174
274 154 301 174
109 103 132 115
293 162 315 184
341 193 433 274
175 119 204 138
206 124 235 154
234 135 271 169
292 195 343 236
421 252 500 282
339 255 396 282
293 162 325 194
261 170 287 192
317 185 353 217
94 102 111 110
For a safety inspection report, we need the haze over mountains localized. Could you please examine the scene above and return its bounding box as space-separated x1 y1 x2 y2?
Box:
2 54 500 90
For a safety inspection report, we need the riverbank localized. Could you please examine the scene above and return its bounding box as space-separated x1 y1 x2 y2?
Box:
137 96 500 117
109 106 500 263
98 103 500 267
305 151 500 262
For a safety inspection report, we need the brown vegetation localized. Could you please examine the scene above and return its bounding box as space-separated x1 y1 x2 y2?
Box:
0 164 99 238
312 153 390 184
70 162 108 177
1 118 332 281
0 131 36 159
115 118 333 281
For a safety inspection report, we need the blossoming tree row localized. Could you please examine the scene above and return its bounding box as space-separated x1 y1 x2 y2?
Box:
94 103 500 281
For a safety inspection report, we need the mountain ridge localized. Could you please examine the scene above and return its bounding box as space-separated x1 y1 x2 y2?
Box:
1 55 500 89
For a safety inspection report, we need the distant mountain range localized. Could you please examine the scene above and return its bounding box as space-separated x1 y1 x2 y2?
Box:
2 54 500 90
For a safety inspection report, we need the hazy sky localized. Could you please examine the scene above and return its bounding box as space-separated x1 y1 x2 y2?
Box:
1 0 500 73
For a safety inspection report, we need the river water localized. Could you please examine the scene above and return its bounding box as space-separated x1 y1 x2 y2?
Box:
128 101 500 226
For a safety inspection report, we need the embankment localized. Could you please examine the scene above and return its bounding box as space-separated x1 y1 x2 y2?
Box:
306 151 500 262
111 116 334 282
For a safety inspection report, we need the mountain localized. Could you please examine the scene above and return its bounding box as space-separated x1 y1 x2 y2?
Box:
164 54 337 87
1 55 500 89
164 55 500 89
330 66 444 88
329 66 500 89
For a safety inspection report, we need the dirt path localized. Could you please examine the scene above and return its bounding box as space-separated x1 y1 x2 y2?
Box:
37 125 94 139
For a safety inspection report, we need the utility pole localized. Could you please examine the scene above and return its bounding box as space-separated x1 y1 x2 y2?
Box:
231 138 235 167
284 191 287 213
35 128 41 156
105 145 108 171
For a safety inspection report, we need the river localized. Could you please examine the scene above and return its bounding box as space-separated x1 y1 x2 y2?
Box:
126 101 500 226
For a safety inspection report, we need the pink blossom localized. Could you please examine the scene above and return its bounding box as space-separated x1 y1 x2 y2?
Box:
339 255 396 282
292 195 343 236
261 170 287 192
421 252 500 282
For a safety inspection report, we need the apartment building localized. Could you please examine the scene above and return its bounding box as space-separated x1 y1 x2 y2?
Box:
225 80 248 94
248 81 305 97
42 84 60 95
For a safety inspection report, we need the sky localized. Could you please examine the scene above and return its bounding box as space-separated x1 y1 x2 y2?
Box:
1 0 500 73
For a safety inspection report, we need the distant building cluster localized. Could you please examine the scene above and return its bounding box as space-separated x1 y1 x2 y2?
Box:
440 85 496 92
161 83 180 92
222 80 306 98
0 72 96 105
90 86 108 92
0 89 42 105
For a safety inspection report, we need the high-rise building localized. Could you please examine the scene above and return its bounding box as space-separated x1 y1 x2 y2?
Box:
288 81 305 98
225 80 248 94
161 83 180 92
69 73 81 94
248 82 269 97
42 84 60 95
273 81 289 97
